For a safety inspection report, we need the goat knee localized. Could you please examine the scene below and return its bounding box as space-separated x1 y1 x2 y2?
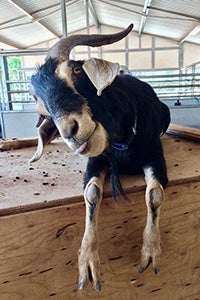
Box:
86 183 100 222
86 182 100 204
84 177 103 223
146 184 164 224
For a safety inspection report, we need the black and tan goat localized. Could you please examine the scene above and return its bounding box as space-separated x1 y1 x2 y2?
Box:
29 24 170 291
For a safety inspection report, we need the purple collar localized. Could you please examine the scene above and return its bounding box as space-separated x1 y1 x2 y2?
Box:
111 118 137 151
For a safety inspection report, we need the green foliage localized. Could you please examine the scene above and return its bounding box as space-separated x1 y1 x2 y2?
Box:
7 56 22 80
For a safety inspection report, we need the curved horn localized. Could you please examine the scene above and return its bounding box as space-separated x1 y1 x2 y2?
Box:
46 23 133 60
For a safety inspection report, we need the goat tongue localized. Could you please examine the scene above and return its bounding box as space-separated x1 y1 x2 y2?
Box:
74 141 87 155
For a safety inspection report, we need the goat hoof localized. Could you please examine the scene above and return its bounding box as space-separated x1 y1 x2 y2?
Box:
78 278 86 290
139 243 161 274
139 226 161 274
78 273 101 291
95 280 101 292
154 267 160 275
138 267 145 274
139 247 161 274
138 257 152 274
78 247 101 291
138 260 160 275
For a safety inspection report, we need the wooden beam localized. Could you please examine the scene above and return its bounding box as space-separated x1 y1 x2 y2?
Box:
0 182 200 298
0 137 38 151
167 123 200 141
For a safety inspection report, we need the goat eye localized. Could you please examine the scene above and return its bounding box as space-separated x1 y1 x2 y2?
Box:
73 67 82 74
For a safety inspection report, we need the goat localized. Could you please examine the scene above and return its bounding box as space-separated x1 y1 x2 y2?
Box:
29 24 170 291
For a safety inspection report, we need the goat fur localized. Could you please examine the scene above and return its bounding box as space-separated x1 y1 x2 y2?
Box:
30 56 170 291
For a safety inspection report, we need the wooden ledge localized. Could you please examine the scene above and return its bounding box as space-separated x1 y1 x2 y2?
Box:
167 123 200 141
0 134 200 216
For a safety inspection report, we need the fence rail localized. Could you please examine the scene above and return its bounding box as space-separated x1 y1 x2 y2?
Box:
137 66 200 105
0 57 200 110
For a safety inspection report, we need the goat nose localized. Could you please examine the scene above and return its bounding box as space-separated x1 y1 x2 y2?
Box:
64 120 78 139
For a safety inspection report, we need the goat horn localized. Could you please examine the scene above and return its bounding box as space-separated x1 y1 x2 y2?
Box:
46 24 133 60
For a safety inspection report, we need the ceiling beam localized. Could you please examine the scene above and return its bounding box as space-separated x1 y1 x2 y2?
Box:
0 35 24 49
105 0 200 22
61 0 68 37
148 5 200 22
100 0 143 17
138 0 152 35
179 23 200 43
87 0 100 28
7 0 60 38
83 0 100 28
109 0 143 9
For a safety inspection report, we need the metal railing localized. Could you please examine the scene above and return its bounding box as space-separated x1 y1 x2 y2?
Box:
135 62 200 107
142 74 199 103
0 58 200 111
0 66 36 111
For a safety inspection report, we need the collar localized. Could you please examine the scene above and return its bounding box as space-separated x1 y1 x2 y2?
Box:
111 118 137 151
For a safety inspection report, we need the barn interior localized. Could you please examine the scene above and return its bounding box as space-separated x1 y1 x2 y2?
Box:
0 1 200 299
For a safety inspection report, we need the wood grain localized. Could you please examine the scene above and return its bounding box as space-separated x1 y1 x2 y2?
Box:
0 137 38 151
0 182 200 299
0 135 200 299
167 123 200 141
0 135 200 215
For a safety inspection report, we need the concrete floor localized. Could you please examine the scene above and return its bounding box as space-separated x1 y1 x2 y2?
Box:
0 98 199 139
163 98 200 129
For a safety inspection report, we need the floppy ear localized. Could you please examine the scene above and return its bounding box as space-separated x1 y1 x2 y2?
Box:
29 118 59 163
82 58 120 96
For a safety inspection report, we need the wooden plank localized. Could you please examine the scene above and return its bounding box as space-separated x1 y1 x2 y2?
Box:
1 124 199 151
167 123 200 142
0 182 199 299
0 136 200 215
0 137 38 151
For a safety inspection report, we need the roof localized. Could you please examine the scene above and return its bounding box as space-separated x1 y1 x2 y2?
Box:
0 0 200 49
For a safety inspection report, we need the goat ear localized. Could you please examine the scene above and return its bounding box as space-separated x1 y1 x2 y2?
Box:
82 58 120 96
29 118 59 163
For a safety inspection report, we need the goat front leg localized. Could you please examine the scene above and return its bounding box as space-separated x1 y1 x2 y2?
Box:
78 156 108 291
139 161 167 274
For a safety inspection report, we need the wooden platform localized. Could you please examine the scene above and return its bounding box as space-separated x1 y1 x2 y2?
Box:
0 135 200 299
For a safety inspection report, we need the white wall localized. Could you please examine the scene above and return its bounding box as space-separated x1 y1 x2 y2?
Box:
184 43 200 67
23 25 200 71
69 25 199 71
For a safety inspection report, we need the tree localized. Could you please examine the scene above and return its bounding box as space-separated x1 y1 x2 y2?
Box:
7 56 22 80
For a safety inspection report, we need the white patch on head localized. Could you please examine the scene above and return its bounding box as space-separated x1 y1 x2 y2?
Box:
37 97 50 117
55 61 76 91
83 122 108 157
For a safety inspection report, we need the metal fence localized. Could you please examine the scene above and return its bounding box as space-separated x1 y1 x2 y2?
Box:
0 55 200 111
135 62 200 107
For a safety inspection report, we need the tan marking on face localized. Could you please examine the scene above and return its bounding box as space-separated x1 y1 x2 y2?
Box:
55 103 108 157
37 98 50 116
55 61 76 92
